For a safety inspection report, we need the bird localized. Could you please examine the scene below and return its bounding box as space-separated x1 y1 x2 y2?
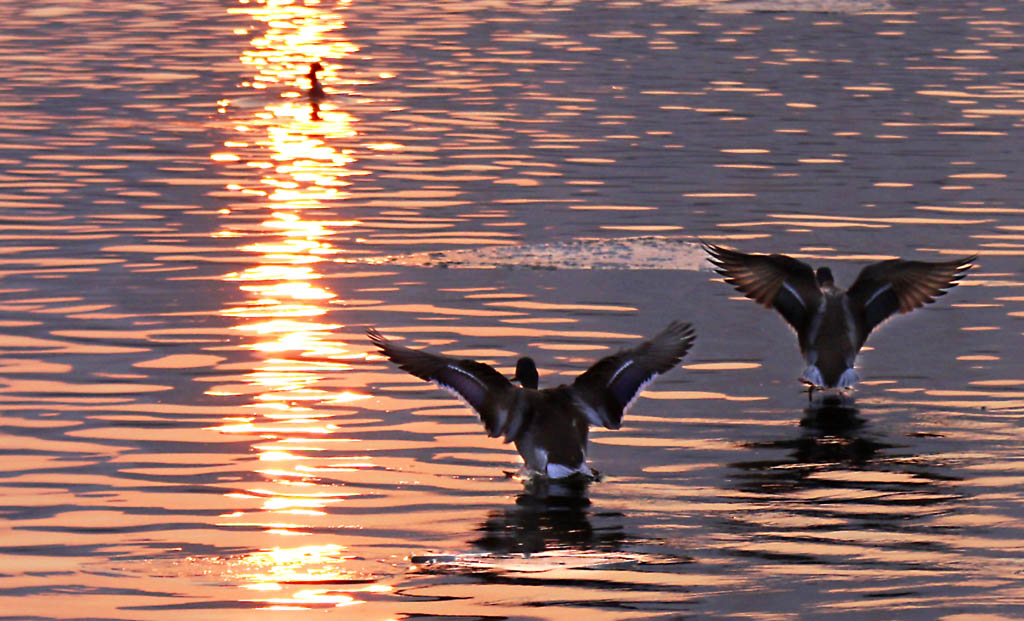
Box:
307 62 325 120
307 62 326 101
701 241 975 393
367 321 696 479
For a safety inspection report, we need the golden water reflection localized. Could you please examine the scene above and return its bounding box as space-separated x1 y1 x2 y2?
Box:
209 0 381 608
232 543 392 609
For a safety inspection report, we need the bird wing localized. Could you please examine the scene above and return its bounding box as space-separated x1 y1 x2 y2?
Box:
367 329 524 441
571 320 696 429
702 241 821 334
845 255 976 341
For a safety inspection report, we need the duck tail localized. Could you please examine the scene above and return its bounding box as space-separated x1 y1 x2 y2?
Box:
545 461 593 479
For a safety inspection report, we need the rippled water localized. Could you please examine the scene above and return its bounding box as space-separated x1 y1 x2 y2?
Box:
1 0 1023 618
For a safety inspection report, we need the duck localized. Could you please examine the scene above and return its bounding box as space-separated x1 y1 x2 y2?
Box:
367 321 696 479
307 62 326 101
307 62 325 121
701 241 975 392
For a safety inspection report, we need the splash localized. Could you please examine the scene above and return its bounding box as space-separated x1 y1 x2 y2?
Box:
706 0 890 12
378 236 708 271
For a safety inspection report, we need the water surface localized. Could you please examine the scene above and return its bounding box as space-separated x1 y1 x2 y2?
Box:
1 0 1023 618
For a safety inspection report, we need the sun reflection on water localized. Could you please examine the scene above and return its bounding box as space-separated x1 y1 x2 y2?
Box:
228 544 392 609
206 0 384 608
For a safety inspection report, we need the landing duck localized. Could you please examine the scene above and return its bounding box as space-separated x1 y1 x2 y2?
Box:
367 321 696 479
702 241 975 392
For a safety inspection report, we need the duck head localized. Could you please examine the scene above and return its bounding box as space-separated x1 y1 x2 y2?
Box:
815 266 835 288
515 357 539 389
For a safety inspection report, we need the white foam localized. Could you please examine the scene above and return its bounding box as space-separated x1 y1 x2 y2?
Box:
375 236 707 271
705 0 890 13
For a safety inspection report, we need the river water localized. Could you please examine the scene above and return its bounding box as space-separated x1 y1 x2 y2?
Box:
1 0 1022 618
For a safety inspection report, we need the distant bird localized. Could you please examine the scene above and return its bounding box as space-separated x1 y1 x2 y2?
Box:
702 241 975 392
308 62 325 120
367 321 696 479
307 62 326 101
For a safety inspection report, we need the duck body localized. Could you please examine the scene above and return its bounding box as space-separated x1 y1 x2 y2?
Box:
800 283 860 389
368 321 695 479
702 242 975 390
510 386 591 478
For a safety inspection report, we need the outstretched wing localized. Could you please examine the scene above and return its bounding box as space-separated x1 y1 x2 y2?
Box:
367 329 525 441
571 320 696 429
702 241 821 334
845 255 976 342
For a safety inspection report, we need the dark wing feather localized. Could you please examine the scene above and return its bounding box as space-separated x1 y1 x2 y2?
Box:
845 255 976 341
367 329 522 441
702 241 820 333
571 321 695 429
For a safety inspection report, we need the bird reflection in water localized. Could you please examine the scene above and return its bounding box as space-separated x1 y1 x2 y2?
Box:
732 394 962 501
732 397 895 495
725 396 965 571
801 393 865 435
471 478 626 555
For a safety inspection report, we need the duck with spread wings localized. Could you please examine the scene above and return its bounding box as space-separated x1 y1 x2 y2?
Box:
702 241 975 393
368 321 696 479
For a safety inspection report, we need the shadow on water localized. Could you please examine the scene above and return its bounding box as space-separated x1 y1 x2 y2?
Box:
402 481 701 616
731 395 959 497
471 478 626 555
734 397 882 489
725 395 967 572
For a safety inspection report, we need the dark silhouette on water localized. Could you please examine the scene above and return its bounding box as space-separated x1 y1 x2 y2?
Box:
725 396 965 570
367 321 696 479
702 242 975 397
308 61 325 121
731 398 885 494
471 480 626 555
731 397 960 497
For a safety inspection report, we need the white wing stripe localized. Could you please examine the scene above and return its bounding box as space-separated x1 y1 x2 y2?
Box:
781 281 807 309
444 363 488 391
607 359 635 385
864 283 893 309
